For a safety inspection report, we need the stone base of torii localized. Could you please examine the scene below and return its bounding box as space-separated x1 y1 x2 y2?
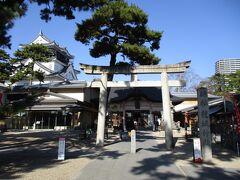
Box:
80 61 191 150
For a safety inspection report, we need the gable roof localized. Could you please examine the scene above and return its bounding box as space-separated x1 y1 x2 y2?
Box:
109 87 163 103
18 89 96 112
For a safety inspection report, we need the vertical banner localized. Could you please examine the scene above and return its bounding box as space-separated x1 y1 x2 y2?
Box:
131 130 136 154
193 138 203 163
0 92 3 106
58 137 65 160
197 87 212 160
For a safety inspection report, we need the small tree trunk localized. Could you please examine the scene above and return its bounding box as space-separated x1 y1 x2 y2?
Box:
106 54 117 119
108 53 117 81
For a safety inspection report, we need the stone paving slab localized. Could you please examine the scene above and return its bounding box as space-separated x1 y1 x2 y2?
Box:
1 129 240 179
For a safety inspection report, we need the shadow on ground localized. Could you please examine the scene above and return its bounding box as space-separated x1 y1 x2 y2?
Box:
0 130 100 179
129 131 240 179
1 130 240 179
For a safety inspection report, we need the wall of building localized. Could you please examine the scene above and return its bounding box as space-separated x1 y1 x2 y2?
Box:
109 98 162 113
40 61 54 71
54 60 64 72
33 63 51 75
51 88 85 101
84 88 99 103
215 59 240 74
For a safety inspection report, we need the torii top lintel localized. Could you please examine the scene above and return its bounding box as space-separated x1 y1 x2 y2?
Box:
80 61 191 75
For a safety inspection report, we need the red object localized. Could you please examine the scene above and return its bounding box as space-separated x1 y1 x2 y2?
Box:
0 93 3 106
193 158 203 163
185 112 189 125
233 97 240 134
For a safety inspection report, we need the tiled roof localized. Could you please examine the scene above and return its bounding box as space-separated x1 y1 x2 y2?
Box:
109 87 164 103
171 92 220 99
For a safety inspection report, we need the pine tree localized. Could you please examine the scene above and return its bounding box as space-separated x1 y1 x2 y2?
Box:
0 50 11 83
0 0 27 48
0 0 110 49
75 0 162 80
0 44 51 84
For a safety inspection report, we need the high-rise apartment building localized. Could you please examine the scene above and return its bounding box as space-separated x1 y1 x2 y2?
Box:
215 59 240 74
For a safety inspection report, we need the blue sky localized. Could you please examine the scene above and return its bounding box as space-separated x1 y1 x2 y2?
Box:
7 0 240 81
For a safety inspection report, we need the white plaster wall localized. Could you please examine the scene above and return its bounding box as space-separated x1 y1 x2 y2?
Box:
52 89 85 101
33 63 50 75
41 61 54 71
60 92 84 101
43 95 62 100
32 36 49 44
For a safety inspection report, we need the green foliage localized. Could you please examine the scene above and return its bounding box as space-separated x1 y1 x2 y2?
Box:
10 44 52 84
75 0 162 68
204 71 240 95
121 44 159 65
0 0 27 48
227 70 240 93
207 73 226 96
0 50 11 82
13 43 51 63
0 44 51 84
0 0 110 49
32 0 111 21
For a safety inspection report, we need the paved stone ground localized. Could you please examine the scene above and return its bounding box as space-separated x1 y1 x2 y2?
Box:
0 129 240 179
75 130 240 180
75 131 184 180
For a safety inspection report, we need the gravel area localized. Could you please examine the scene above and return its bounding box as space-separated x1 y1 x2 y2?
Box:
11 157 92 180
0 130 110 180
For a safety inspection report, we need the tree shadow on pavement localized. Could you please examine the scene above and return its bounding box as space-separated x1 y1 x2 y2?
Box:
0 152 63 179
1 130 240 179
130 132 240 180
0 130 120 179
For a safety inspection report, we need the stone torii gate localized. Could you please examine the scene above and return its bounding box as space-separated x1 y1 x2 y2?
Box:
80 61 191 149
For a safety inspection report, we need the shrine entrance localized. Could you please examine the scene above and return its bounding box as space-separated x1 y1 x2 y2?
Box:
80 61 191 149
125 110 149 130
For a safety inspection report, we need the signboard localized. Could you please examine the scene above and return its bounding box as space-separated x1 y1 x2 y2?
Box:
131 130 136 154
197 87 212 160
193 138 202 163
58 137 65 160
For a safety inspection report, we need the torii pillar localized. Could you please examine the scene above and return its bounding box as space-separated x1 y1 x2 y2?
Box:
161 70 173 149
96 72 108 146
80 61 191 149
